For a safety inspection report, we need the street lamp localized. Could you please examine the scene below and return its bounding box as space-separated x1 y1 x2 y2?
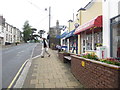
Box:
45 6 51 47
45 7 51 33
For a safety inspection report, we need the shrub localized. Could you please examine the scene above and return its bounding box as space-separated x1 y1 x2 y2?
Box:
77 53 120 66
100 57 120 66
82 53 98 60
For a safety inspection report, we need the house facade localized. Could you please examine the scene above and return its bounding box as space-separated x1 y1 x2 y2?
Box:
0 16 21 45
0 16 5 45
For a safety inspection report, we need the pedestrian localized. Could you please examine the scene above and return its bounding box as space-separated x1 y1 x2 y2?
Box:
15 42 17 45
57 45 61 52
41 38 50 58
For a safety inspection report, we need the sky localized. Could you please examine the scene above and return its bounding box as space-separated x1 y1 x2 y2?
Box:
0 0 91 34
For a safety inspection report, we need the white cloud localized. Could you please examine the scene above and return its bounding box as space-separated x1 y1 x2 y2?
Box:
0 0 91 32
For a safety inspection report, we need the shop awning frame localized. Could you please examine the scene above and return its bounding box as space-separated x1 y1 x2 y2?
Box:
65 29 75 38
60 32 68 38
56 35 61 39
74 15 102 35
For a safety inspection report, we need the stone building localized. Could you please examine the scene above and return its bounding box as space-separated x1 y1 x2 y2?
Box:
49 20 61 48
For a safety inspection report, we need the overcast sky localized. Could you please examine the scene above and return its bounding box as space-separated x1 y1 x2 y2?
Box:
0 0 91 33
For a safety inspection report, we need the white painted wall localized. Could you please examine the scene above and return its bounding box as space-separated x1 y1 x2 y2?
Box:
102 0 120 57
0 26 4 38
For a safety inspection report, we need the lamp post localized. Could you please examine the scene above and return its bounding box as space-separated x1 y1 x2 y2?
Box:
45 6 51 47
27 1 51 44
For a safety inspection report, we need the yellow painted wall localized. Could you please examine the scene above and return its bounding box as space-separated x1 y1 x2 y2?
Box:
68 22 75 32
71 22 75 31
77 0 102 54
81 0 102 24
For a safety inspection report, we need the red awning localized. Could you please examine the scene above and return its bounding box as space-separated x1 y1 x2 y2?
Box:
74 15 102 34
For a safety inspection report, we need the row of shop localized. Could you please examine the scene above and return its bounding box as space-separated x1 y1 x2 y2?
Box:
55 0 120 59
58 15 104 58
58 14 120 58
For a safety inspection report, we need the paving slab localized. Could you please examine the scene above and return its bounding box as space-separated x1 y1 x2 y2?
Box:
23 49 84 88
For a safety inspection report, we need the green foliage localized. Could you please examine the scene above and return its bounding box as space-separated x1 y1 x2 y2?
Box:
81 53 120 66
100 58 120 66
82 53 98 60
22 20 32 43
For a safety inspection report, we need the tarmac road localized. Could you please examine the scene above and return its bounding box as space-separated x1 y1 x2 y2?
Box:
2 43 41 88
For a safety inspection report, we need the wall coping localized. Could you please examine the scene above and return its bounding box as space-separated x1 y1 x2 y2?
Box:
71 55 120 70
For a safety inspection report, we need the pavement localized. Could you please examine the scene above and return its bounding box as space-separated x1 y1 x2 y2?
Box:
16 44 84 88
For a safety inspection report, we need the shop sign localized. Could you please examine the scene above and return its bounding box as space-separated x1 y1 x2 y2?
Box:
81 61 85 67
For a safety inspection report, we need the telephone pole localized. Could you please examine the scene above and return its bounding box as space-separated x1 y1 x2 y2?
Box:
48 6 51 47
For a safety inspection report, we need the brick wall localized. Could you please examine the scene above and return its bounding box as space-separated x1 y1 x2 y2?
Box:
71 55 120 88
58 52 70 62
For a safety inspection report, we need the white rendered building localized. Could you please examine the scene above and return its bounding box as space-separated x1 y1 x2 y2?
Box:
103 0 120 58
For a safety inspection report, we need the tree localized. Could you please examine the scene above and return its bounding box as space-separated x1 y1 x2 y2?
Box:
22 21 32 43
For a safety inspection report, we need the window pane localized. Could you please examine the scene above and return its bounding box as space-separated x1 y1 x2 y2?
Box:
112 23 120 57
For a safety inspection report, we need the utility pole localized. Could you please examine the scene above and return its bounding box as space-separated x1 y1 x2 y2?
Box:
49 6 51 33
48 6 51 47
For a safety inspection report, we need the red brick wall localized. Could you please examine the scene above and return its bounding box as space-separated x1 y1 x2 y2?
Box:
71 55 120 88
58 52 64 62
58 52 70 62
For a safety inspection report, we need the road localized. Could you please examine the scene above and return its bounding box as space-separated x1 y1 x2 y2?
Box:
2 43 41 88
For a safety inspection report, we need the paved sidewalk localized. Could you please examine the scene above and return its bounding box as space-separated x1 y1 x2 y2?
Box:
23 49 83 88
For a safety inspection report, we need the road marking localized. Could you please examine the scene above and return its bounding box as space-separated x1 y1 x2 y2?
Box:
8 43 38 88
32 55 41 59
7 59 29 88
18 51 24 53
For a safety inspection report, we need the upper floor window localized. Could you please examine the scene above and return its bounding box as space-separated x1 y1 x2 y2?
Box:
6 24 8 31
2 26 4 32
6 34 8 41
11 28 12 33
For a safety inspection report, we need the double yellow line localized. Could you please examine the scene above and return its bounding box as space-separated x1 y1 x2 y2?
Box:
8 43 38 88
8 60 28 88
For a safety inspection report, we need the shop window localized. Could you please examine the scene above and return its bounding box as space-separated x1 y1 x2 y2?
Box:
112 23 120 57
83 48 85 53
69 37 73 51
86 34 92 50
83 40 85 46
94 31 102 50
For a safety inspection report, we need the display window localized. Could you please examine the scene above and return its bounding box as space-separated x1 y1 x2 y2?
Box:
81 28 102 53
69 36 77 53
111 15 120 58
86 33 92 50
111 23 120 57
94 31 103 50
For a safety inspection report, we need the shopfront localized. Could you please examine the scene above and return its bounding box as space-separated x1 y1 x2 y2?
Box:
74 15 102 54
65 29 78 54
60 32 68 51
110 15 120 58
